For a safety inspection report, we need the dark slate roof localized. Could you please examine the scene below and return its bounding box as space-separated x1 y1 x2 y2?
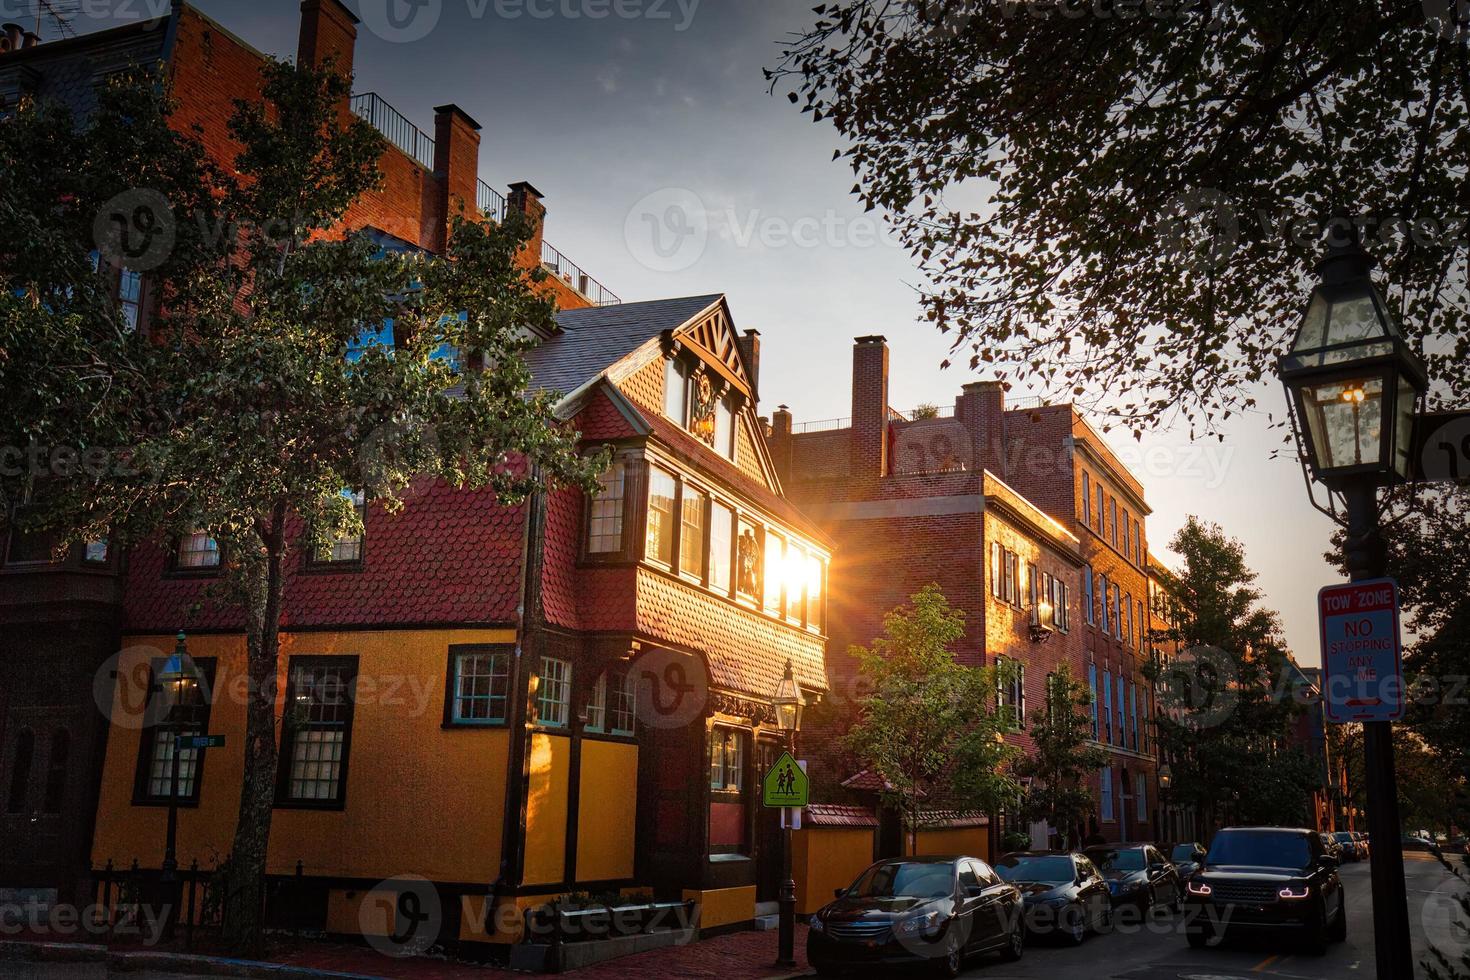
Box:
526 294 723 397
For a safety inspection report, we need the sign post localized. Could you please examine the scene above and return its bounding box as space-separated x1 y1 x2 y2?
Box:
1319 578 1404 724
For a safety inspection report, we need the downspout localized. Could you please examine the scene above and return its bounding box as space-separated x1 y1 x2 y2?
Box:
496 467 547 903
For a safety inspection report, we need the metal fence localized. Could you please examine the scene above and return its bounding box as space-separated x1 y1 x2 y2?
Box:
477 179 508 224
350 92 436 169
541 240 622 306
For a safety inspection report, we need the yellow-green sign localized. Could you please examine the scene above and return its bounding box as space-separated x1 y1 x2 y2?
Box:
762 751 808 808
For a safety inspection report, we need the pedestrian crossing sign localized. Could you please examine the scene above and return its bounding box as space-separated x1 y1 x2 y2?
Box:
762 751 808 808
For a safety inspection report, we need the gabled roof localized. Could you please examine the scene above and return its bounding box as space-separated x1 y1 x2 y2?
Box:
527 294 724 397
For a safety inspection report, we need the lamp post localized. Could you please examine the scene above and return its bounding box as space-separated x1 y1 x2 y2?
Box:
157 631 201 938
1279 230 1425 980
771 660 805 969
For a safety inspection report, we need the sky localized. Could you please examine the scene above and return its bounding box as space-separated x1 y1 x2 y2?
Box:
52 0 1344 662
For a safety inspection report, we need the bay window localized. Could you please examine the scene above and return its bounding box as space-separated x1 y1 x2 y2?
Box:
680 486 707 578
536 656 572 728
763 531 785 614
709 502 733 593
587 668 636 735
646 467 676 566
587 462 626 554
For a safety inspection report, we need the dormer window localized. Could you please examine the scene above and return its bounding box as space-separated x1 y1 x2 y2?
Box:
664 357 689 424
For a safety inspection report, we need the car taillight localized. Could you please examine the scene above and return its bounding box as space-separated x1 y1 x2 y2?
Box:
1186 881 1212 897
1278 886 1311 900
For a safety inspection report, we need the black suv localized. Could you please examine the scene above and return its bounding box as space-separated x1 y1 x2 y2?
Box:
1184 827 1346 954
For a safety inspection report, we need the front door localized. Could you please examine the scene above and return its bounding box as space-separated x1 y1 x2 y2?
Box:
0 708 77 888
753 737 783 902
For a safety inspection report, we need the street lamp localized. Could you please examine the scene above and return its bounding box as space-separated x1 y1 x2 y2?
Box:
1157 764 1172 792
157 631 202 938
771 661 805 969
1279 230 1425 980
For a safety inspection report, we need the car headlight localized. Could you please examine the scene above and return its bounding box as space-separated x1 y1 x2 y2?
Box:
1186 881 1212 897
808 915 824 932
895 911 941 937
1278 886 1311 900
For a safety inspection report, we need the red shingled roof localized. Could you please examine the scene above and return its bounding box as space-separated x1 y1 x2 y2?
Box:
806 804 879 828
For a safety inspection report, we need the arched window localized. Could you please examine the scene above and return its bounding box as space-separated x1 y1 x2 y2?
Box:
43 728 70 813
6 728 34 813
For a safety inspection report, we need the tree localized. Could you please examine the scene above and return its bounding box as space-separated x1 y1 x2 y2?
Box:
1 64 603 952
1149 518 1320 831
769 2 1470 433
844 585 1017 853
1014 664 1110 850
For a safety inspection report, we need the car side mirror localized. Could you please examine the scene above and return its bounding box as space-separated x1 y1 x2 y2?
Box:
1321 855 1338 870
965 885 985 898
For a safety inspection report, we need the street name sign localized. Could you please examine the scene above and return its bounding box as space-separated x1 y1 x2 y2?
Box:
1319 578 1404 724
762 751 809 808
176 734 226 750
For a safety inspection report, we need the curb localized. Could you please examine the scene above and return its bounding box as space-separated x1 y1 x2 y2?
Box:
0 941 382 980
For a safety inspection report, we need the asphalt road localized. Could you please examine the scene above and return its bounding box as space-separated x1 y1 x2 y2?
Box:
957 851 1464 980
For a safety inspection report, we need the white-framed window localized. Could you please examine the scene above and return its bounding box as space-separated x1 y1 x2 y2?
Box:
1083 567 1094 625
176 531 220 569
83 539 110 564
1095 485 1105 533
1087 662 1099 738
281 659 357 805
115 268 143 332
664 358 689 424
1100 766 1114 821
1136 772 1147 822
609 670 635 735
1082 471 1091 525
763 531 785 615
1130 681 1139 749
646 466 676 566
452 649 509 723
316 489 365 564
709 501 733 594
714 396 735 460
587 462 625 554
1098 573 1109 633
1102 671 1113 743
997 656 1026 730
586 672 607 732
1116 671 1126 747
680 486 707 578
1111 498 1119 547
537 657 572 728
709 726 745 791
806 553 826 632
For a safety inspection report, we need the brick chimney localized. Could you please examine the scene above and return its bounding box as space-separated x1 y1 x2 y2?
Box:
736 329 761 398
508 180 547 264
768 404 793 483
298 0 358 78
432 104 481 252
851 336 890 478
956 381 1006 477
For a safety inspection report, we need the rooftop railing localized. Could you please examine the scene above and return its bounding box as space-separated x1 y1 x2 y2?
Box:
350 92 436 169
350 91 622 307
476 179 508 225
541 240 622 307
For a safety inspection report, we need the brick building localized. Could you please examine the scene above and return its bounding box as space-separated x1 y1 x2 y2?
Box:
2 0 828 947
771 336 1160 847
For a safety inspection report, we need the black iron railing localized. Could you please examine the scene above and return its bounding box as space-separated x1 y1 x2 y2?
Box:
541 240 621 306
350 92 436 169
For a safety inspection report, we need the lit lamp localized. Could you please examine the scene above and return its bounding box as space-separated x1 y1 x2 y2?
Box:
771 661 804 969
157 631 201 938
1157 764 1172 793
1279 237 1426 493
1278 229 1425 980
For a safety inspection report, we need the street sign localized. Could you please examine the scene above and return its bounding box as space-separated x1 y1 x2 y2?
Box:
762 751 808 808
176 734 225 750
1319 579 1404 724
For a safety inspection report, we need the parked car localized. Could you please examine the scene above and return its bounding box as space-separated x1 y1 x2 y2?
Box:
994 851 1112 946
1184 826 1347 954
807 856 1024 977
1165 842 1208 883
1354 831 1371 860
1084 844 1182 913
1319 833 1343 863
1331 831 1360 861
1448 835 1467 855
1402 834 1441 855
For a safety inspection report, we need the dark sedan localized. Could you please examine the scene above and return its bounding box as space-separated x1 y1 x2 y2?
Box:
1166 842 1207 882
807 856 1024 977
1184 827 1346 954
1331 831 1360 861
994 851 1111 946
1084 844 1182 914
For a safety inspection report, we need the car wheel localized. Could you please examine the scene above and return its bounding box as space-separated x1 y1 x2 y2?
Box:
1065 904 1087 946
999 919 1024 962
1300 905 1328 956
933 932 964 978
1328 893 1348 943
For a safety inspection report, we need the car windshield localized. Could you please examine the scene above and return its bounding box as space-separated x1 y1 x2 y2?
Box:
1086 848 1145 871
1170 844 1197 861
846 862 955 899
995 855 1075 885
1207 831 1312 870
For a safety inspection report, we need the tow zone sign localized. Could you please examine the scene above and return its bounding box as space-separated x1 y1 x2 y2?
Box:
1319 578 1404 724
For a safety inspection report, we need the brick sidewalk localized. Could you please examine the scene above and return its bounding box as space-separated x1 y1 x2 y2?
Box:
276 926 810 980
